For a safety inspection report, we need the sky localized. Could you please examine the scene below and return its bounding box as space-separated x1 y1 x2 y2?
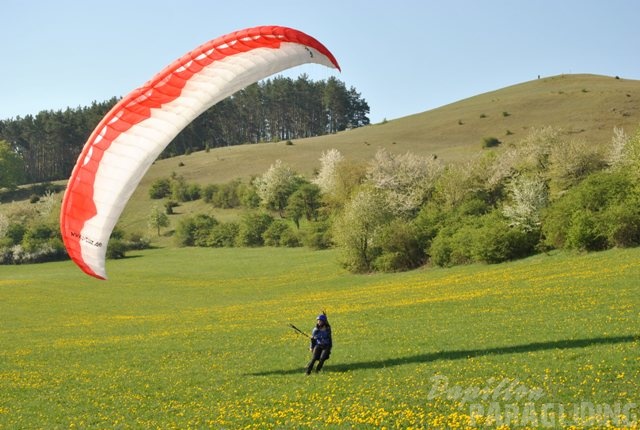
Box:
1 0 639 124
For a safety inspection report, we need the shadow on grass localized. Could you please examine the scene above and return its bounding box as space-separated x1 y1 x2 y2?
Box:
250 334 638 376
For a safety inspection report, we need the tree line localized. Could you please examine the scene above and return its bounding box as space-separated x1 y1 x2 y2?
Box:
2 125 640 270
0 75 369 186
137 124 640 274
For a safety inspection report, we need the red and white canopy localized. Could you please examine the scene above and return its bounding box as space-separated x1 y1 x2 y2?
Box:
60 26 340 279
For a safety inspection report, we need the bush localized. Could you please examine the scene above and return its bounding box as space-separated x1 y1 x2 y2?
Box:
429 211 538 267
303 221 334 250
110 228 125 240
239 182 260 208
565 211 607 251
482 137 501 148
261 220 302 247
207 222 239 247
2 239 66 264
21 224 56 253
203 184 219 204
429 224 474 267
211 180 241 208
149 178 171 199
124 232 151 250
0 246 13 264
542 170 639 250
373 220 425 272
202 179 255 209
5 223 26 246
280 228 302 247
175 214 218 246
106 240 127 259
171 177 199 202
603 203 640 247
236 212 273 247
470 213 539 263
263 219 291 247
413 201 447 252
186 183 202 201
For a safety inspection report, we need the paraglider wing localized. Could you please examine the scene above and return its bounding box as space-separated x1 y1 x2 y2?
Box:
60 26 340 279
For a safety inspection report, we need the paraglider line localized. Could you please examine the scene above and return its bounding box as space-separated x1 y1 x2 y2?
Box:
288 323 311 339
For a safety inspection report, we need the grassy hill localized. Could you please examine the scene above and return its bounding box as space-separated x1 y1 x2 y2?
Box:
3 74 640 237
114 73 640 235
142 73 640 183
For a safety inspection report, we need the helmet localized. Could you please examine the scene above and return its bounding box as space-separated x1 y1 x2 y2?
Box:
317 314 328 322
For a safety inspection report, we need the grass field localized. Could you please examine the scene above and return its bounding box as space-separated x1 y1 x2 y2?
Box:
1 246 638 428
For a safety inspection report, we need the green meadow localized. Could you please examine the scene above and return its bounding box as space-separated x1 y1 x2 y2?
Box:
1 246 638 428
2 73 640 428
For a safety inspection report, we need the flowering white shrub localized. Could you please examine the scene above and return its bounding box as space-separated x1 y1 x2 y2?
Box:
502 175 548 231
313 149 344 196
366 149 443 216
254 160 303 215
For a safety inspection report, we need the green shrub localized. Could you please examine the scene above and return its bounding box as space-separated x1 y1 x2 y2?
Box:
603 203 640 248
542 170 639 250
125 232 151 251
303 221 334 250
186 183 202 201
373 220 425 272
470 213 539 263
21 224 56 252
565 211 607 251
202 184 219 204
425 220 453 267
106 240 127 259
280 228 302 247
207 222 239 247
110 228 125 240
171 177 190 202
175 214 218 247
211 180 241 209
482 136 501 148
429 211 538 267
263 219 291 247
239 182 260 208
5 223 26 246
149 178 171 199
236 213 273 247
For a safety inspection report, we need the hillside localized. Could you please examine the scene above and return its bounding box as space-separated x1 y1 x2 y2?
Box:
3 74 640 236
112 73 640 233
139 74 640 183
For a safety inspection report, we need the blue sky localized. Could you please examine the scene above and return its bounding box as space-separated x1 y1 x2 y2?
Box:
1 0 639 124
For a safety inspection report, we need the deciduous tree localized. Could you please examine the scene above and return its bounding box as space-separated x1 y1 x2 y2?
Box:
0 140 25 190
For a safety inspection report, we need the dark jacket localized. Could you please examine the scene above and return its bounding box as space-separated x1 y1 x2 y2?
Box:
310 325 332 349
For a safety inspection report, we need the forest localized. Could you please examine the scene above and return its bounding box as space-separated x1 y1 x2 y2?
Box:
0 75 369 185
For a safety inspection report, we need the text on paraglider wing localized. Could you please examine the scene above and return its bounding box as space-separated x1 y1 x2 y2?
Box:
304 46 314 58
70 231 103 248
